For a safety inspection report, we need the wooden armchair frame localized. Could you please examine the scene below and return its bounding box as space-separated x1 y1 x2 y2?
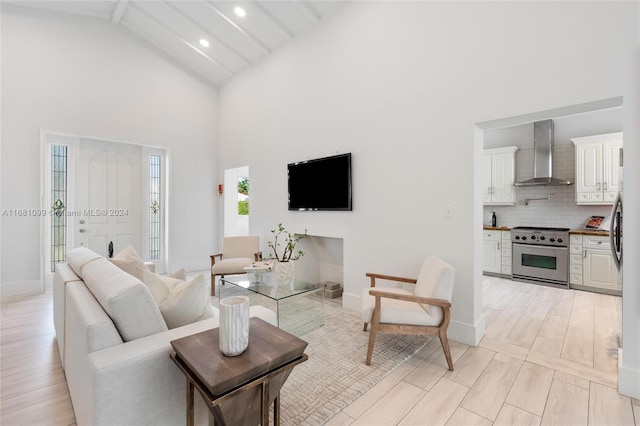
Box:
364 272 454 370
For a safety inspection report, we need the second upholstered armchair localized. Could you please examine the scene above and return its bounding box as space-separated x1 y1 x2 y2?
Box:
210 236 261 296
362 256 455 370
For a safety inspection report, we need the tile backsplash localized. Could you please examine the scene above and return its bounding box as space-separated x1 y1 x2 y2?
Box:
483 145 613 230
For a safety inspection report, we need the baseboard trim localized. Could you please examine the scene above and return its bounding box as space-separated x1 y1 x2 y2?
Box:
449 316 485 347
169 260 210 275
0 279 43 299
618 348 640 399
342 292 360 312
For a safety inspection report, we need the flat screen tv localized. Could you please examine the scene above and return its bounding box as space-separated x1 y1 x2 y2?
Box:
288 153 352 211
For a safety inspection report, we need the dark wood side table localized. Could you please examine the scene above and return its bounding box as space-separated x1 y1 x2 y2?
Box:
170 317 308 426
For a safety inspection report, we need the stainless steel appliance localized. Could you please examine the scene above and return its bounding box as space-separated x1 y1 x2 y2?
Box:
610 192 623 271
609 146 623 273
511 226 570 288
514 120 573 187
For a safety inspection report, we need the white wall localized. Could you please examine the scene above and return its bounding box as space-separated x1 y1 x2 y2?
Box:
218 1 639 397
1 7 219 295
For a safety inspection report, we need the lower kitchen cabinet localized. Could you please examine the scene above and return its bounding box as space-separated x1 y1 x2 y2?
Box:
569 234 621 295
483 230 511 277
569 234 584 286
501 231 512 275
483 230 501 274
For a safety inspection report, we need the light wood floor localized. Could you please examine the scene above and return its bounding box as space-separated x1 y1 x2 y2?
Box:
1 276 638 425
327 277 639 426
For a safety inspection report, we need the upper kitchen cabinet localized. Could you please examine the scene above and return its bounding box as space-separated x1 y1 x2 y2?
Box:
571 132 623 205
483 146 518 205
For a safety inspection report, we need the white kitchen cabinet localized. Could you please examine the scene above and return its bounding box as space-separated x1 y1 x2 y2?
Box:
571 133 623 205
569 234 583 286
583 236 621 294
483 230 501 274
501 231 512 275
483 147 518 205
483 230 511 276
569 234 621 295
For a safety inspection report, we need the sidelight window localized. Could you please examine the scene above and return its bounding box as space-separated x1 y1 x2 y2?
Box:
149 155 161 260
51 145 68 272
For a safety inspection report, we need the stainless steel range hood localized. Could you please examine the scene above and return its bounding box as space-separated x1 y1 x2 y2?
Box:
514 119 573 187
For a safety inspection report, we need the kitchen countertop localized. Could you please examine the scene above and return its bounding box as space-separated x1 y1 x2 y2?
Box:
483 226 511 231
482 226 610 236
569 229 610 236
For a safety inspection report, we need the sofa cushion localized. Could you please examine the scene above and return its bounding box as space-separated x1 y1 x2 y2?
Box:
67 247 102 278
212 258 254 275
82 258 168 341
108 245 150 280
168 268 186 281
142 270 215 329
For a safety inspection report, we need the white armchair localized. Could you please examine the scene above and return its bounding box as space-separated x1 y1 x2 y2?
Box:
210 236 261 296
362 256 455 369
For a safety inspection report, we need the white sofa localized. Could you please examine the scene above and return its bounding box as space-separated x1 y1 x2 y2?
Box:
53 247 276 426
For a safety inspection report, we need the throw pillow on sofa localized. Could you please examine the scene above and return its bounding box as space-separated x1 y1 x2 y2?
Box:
142 270 215 329
108 245 150 280
82 258 168 341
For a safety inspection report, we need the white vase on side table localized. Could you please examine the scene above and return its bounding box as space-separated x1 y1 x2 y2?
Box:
219 296 250 356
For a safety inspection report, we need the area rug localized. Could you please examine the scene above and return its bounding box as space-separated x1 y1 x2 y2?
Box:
277 299 430 425
211 284 431 425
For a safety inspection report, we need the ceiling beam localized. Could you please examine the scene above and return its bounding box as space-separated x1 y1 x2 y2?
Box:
294 1 321 24
129 3 234 79
164 1 251 67
204 1 270 56
111 0 129 24
251 1 294 40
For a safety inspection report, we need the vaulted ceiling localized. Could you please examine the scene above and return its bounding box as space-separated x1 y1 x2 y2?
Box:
3 1 346 87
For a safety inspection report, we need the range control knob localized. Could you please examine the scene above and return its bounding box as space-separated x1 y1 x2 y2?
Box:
531 236 537 240
522 236 527 241
557 238 563 243
539 236 546 241
515 235 521 240
550 238 556 242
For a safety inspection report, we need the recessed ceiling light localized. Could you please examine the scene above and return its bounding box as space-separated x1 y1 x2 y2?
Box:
199 39 210 48
234 6 246 18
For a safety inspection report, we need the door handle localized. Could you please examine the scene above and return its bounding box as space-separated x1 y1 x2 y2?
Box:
79 228 89 233
604 182 608 191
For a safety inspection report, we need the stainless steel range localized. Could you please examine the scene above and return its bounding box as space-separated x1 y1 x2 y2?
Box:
511 226 570 288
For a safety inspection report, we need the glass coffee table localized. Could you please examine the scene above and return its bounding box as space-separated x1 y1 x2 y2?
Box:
219 273 324 336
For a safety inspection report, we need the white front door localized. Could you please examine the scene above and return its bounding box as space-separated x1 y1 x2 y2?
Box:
74 139 142 257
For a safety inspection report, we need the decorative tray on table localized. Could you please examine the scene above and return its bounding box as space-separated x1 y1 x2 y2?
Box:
243 261 274 272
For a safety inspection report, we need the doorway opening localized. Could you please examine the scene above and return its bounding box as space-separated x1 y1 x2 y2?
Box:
223 166 250 236
474 96 625 392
